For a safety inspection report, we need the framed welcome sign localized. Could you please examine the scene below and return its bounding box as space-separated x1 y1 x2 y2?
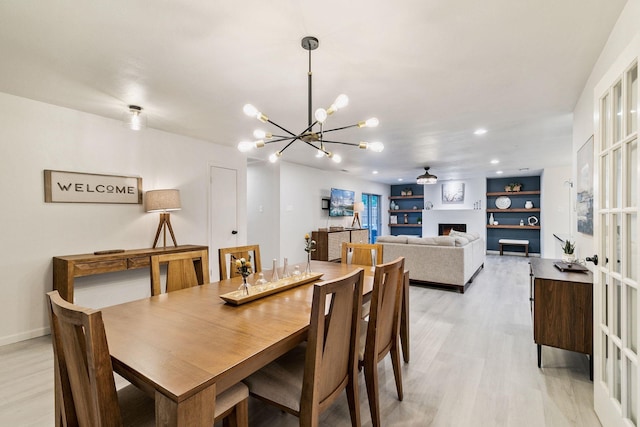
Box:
44 170 142 204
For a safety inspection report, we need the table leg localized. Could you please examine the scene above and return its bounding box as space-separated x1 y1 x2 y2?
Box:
155 383 216 427
537 344 542 368
400 271 410 363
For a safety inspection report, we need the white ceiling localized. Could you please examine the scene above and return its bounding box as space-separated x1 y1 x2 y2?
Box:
0 0 628 184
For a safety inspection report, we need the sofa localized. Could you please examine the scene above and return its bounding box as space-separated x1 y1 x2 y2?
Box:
376 230 485 293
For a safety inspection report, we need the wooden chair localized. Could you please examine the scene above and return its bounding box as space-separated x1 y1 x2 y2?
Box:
150 249 209 296
359 257 405 427
341 242 383 266
243 268 365 427
47 290 249 427
218 245 262 280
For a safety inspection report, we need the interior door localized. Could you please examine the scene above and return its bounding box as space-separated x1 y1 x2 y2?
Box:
593 56 638 427
210 166 238 281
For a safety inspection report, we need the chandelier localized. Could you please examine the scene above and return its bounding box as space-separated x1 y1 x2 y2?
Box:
416 167 438 184
237 36 384 163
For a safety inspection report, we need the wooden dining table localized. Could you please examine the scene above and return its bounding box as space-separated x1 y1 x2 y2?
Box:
100 260 410 427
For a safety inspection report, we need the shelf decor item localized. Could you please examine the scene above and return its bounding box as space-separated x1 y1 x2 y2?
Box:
528 216 539 226
504 182 522 192
489 212 495 225
495 196 511 209
525 200 534 209
390 215 398 224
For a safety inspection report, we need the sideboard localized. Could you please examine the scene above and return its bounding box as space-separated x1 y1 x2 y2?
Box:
53 244 209 302
529 258 593 379
311 229 369 262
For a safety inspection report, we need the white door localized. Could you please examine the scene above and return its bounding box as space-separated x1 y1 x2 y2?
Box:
593 53 639 426
210 166 239 281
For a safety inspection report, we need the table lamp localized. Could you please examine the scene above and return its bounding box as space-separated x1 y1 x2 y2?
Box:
145 189 181 249
352 202 364 228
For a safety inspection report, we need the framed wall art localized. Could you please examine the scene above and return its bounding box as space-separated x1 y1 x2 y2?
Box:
442 181 465 204
44 170 142 204
576 136 594 235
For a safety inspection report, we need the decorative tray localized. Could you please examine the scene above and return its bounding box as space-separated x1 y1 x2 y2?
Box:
220 272 324 305
495 196 511 209
553 262 588 273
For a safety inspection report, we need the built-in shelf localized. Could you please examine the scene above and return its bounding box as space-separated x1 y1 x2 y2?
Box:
486 208 541 213
389 195 424 200
389 224 422 227
487 225 541 229
486 191 541 197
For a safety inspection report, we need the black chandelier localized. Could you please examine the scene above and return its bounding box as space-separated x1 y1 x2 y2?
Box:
237 36 384 163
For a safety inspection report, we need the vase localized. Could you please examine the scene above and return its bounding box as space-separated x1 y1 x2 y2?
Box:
240 275 250 295
271 259 279 282
282 257 290 279
562 253 576 263
489 212 494 225
525 200 533 209
305 252 312 276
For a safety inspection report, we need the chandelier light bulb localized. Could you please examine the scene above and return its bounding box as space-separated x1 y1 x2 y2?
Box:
367 141 384 152
269 152 282 163
243 104 258 117
237 141 254 152
315 149 324 158
253 129 272 139
364 117 379 127
314 108 328 123
334 94 349 109
331 153 342 163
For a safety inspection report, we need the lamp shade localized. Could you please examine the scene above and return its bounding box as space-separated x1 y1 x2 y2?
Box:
353 202 365 212
145 189 181 212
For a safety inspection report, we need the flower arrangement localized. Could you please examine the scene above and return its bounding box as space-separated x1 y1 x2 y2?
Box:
505 182 522 192
232 255 252 277
304 234 317 253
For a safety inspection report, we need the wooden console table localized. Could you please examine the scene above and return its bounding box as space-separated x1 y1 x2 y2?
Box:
529 258 593 379
53 245 209 302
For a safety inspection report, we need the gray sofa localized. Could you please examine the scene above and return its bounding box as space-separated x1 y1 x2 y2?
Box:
376 230 485 293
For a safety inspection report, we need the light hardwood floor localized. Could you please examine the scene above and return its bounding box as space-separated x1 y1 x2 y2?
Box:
0 255 599 426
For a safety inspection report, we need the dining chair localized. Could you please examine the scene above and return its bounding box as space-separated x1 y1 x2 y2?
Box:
243 268 365 427
47 290 249 427
359 256 405 427
150 249 210 296
341 242 383 320
341 242 383 266
218 244 262 280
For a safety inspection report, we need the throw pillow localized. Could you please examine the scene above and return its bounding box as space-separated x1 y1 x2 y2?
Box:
376 235 408 244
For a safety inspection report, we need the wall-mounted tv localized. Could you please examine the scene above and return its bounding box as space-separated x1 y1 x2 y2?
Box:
329 188 355 217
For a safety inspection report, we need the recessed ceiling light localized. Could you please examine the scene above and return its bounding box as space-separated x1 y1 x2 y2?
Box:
474 128 487 135
372 170 379 174
496 170 504 175
490 159 499 165
397 178 403 182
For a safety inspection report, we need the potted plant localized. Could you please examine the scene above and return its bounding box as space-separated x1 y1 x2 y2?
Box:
504 182 522 192
562 239 575 263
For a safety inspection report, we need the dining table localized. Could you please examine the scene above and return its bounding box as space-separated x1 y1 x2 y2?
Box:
99 260 410 427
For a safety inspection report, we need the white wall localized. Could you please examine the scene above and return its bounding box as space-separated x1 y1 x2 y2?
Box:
0 92 247 345
421 177 487 237
572 0 640 262
247 161 390 265
540 165 573 258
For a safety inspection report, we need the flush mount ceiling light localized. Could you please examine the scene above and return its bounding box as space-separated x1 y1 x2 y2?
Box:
123 105 147 131
237 36 383 164
416 167 438 185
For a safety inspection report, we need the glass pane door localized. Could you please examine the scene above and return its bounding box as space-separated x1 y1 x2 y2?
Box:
361 193 381 243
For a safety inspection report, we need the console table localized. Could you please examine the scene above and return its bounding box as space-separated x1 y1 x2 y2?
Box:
529 258 593 379
53 245 209 302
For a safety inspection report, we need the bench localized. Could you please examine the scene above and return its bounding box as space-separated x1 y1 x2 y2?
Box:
499 239 529 257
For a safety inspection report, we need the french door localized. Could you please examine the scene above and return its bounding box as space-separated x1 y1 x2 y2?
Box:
593 53 639 426
361 193 381 243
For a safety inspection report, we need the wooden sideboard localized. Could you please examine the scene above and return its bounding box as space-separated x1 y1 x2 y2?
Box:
53 245 209 302
311 229 369 262
529 258 593 379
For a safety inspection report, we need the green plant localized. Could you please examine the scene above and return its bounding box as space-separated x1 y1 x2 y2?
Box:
562 240 575 254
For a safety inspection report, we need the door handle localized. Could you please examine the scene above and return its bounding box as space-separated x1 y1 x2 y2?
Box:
231 230 238 235
586 254 598 266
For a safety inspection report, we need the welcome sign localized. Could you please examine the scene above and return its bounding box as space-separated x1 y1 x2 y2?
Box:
44 170 142 204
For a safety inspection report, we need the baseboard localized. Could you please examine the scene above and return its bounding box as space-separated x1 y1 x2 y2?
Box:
0 326 50 347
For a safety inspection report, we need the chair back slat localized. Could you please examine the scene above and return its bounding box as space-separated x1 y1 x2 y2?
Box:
300 268 364 424
341 243 383 266
367 257 404 358
47 290 123 427
218 245 262 280
150 249 210 295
